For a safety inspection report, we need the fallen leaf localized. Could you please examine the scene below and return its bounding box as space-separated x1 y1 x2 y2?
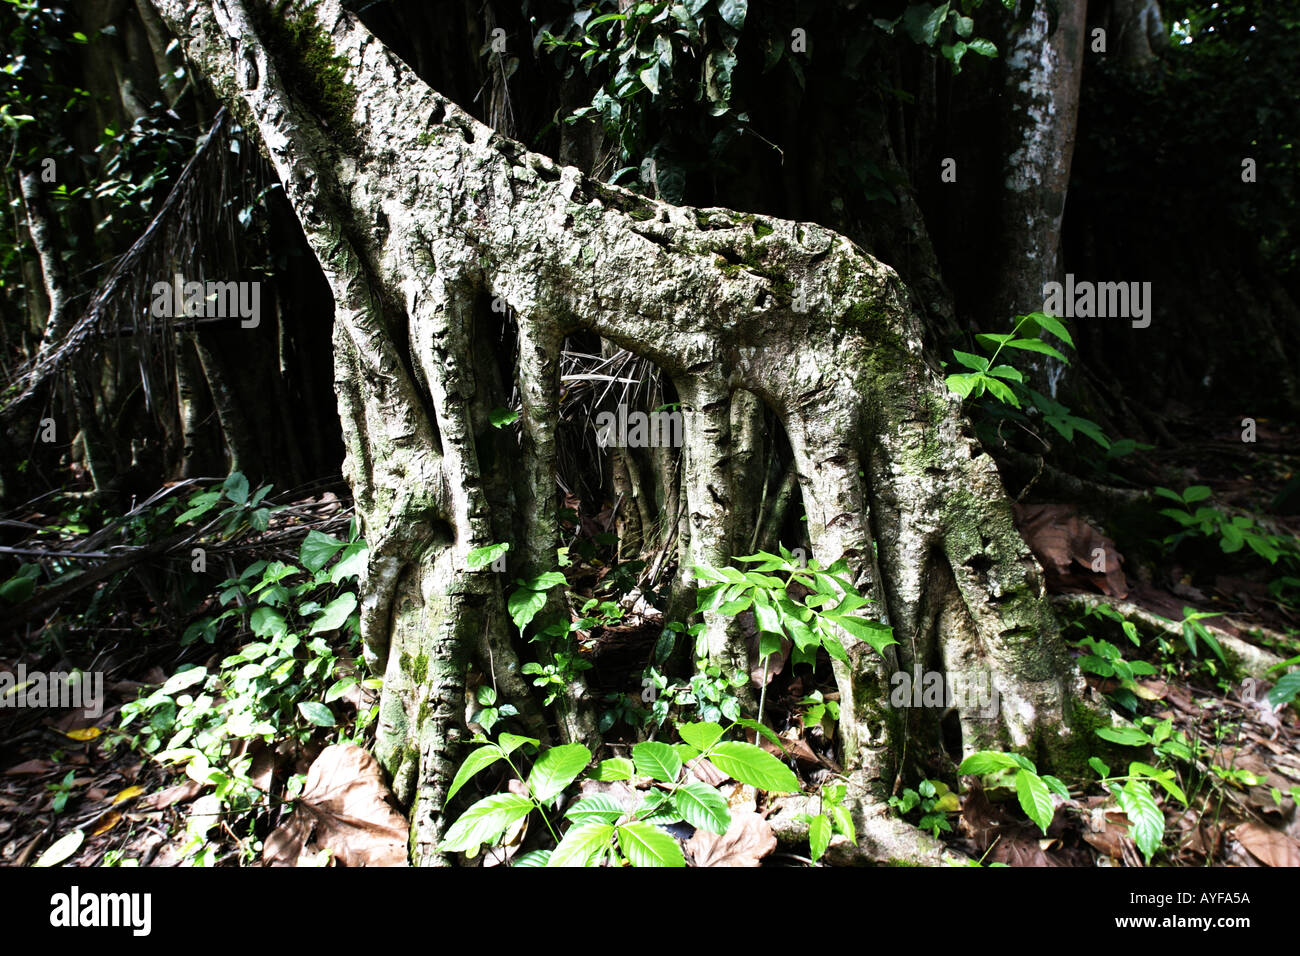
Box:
112 785 146 806
33 830 84 867
264 744 409 867
1013 504 1128 598
91 812 122 838
138 779 204 810
686 809 775 867
4 759 53 776
1233 823 1300 867
63 727 101 742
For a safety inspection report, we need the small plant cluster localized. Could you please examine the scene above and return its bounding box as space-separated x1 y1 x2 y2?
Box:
114 478 372 863
1154 484 1300 608
946 312 1144 462
442 719 798 866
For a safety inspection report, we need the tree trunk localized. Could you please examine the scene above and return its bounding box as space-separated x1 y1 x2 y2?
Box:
149 0 1105 865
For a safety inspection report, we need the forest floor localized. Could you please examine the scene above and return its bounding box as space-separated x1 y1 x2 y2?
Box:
1 416 1298 867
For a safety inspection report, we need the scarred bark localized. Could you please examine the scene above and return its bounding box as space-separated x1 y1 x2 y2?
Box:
150 0 1105 864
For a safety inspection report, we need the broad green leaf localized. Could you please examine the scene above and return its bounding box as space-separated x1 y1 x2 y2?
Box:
297 702 335 727
223 472 250 505
677 721 725 753
565 795 626 826
447 745 504 802
1095 725 1152 747
829 614 896 654
1016 770 1055 834
300 530 345 572
616 821 685 867
632 741 682 784
160 666 207 695
1088 756 1111 778
732 717 787 753
309 593 357 634
958 751 1023 775
952 349 989 372
441 792 534 853
526 743 590 804
708 741 799 793
1005 338 1068 362
508 586 547 633
324 676 358 702
591 757 635 781
1267 670 1300 708
497 733 539 756
1117 781 1163 862
808 813 832 862
1024 311 1074 348
467 542 509 570
329 543 368 583
1181 485 1212 504
548 822 614 867
250 607 287 640
513 849 552 867
671 781 731 835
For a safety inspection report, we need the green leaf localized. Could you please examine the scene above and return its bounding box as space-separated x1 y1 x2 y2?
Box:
527 743 592 803
677 721 725 753
223 472 250 505
968 37 997 56
1268 670 1300 708
715 0 748 30
1024 311 1074 348
329 543 367 583
829 614 896 655
1095 725 1151 747
1181 485 1212 504
952 349 989 372
808 813 832 862
300 530 345 572
946 373 981 399
497 733 540 756
467 542 508 570
447 745 504 802
1117 781 1163 862
309 593 357 634
297 702 336 727
708 741 799 793
671 781 731 835
565 795 626 826
441 792 534 853
513 849 552 867
632 741 683 783
1015 770 1055 834
324 676 358 702
1005 338 1067 362
732 717 787 753
958 750 1022 775
1088 756 1111 778
548 821 614 867
591 757 636 781
616 821 685 867
489 408 520 427
507 586 547 633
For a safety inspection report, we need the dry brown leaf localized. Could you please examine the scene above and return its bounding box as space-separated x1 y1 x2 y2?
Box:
138 779 204 810
90 811 122 838
1233 822 1300 867
686 809 775 867
1013 503 1128 598
3 759 53 776
265 743 409 867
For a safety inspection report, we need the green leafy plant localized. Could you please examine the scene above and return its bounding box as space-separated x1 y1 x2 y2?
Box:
1075 636 1158 713
443 719 799 866
796 781 856 864
116 525 373 826
1086 754 1187 863
888 777 961 838
957 750 1070 835
46 769 79 813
